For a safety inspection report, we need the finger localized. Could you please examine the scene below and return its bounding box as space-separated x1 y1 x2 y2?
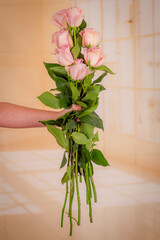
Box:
72 104 81 111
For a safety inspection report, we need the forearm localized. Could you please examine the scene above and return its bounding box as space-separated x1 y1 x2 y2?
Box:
0 102 71 128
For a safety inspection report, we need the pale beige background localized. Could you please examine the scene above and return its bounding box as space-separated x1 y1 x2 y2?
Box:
0 0 160 172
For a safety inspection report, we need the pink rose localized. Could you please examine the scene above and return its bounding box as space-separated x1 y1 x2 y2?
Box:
66 7 84 27
80 28 100 47
55 45 74 66
66 59 91 80
52 9 68 29
52 29 73 48
84 47 105 68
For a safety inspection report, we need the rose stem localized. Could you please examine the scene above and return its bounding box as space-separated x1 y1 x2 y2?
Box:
88 171 92 198
73 27 77 45
75 149 81 225
79 168 82 183
84 168 89 205
89 162 97 202
69 167 75 236
86 163 93 223
61 181 68 227
89 197 93 223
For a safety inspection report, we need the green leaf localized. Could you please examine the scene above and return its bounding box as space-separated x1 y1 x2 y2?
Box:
79 112 104 130
92 72 107 85
37 91 61 109
71 43 81 59
91 149 109 166
60 152 67 169
82 85 101 101
78 97 99 117
75 101 87 108
66 119 77 131
94 65 115 74
71 132 90 145
61 172 69 184
73 143 78 153
78 146 91 168
97 84 106 91
76 34 82 47
70 82 80 101
84 73 94 91
47 124 69 151
80 123 94 139
51 74 69 89
82 146 92 162
67 165 72 179
39 119 63 127
59 96 72 109
92 131 99 142
44 62 67 78
79 19 87 30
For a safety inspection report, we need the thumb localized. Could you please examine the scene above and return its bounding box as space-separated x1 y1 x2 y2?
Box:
71 104 81 111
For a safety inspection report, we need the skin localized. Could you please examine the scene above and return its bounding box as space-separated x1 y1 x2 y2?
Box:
0 102 81 128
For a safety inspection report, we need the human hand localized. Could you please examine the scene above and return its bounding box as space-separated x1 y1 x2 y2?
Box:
58 104 81 117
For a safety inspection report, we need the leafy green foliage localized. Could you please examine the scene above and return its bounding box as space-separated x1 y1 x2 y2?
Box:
95 65 115 74
47 124 69 151
92 131 99 142
60 152 67 169
78 98 99 117
80 123 94 139
79 112 104 130
66 119 77 131
79 146 92 168
71 132 90 145
92 72 107 85
69 82 80 102
79 19 87 30
82 85 101 101
71 43 81 59
91 149 109 166
39 119 63 127
75 101 87 108
44 62 67 78
61 171 69 184
71 34 82 59
83 73 94 91
73 143 78 153
37 91 61 109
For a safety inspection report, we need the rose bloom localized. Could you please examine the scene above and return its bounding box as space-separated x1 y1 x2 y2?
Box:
55 45 74 66
80 28 100 47
52 29 73 48
84 47 105 68
66 59 91 80
52 9 68 29
66 7 84 27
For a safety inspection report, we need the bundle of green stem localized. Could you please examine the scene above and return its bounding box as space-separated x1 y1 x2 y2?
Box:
60 124 98 236
39 103 110 236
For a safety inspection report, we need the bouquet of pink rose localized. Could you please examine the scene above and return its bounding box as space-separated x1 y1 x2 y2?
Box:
38 6 114 236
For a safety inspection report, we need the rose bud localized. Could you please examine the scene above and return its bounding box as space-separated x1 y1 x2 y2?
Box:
55 45 74 66
52 29 73 48
52 9 68 29
66 59 91 80
84 47 105 68
80 28 100 47
66 7 84 27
